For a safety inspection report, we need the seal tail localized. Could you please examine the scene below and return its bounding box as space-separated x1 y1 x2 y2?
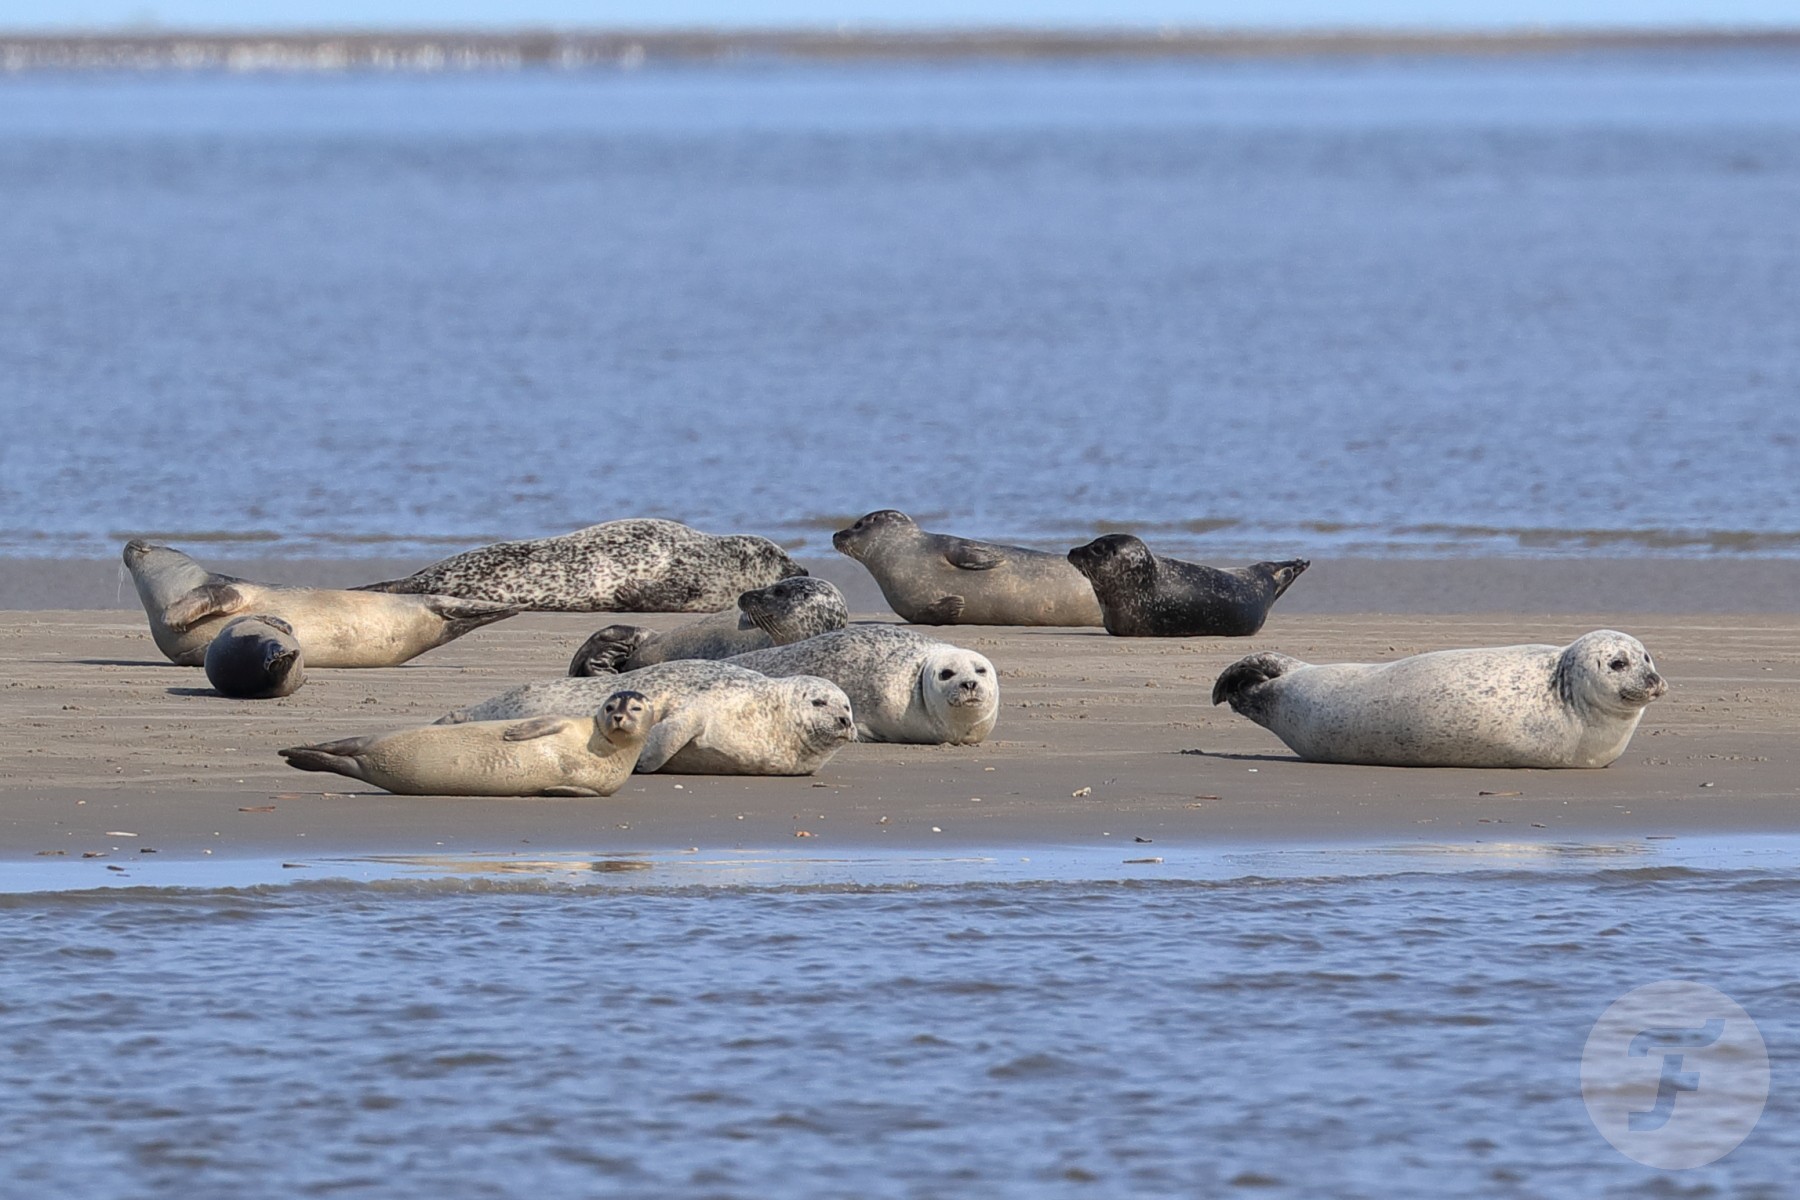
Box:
278 738 375 780
1211 653 1301 708
568 625 653 676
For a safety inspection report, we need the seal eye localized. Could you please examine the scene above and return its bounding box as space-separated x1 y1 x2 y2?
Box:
937 668 955 681
1609 657 1629 671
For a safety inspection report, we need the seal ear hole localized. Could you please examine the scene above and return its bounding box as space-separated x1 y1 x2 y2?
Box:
812 698 828 707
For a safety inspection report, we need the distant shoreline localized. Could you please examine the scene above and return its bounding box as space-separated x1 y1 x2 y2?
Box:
4 28 1800 73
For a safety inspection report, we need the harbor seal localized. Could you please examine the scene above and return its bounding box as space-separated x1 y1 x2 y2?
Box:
1210 630 1668 769
725 625 998 745
832 509 1104 626
440 661 855 776
355 519 805 612
1067 535 1308 637
568 576 849 675
123 539 519 667
203 614 305 699
279 690 654 796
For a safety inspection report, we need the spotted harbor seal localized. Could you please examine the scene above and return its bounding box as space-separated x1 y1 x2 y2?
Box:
1066 535 1308 637
123 540 519 668
440 661 855 776
567 576 849 675
725 625 998 745
355 519 805 613
832 510 1105 626
203 614 305 698
1211 630 1667 769
279 691 654 796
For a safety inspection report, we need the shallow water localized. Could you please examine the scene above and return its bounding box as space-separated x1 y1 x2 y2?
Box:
1 840 1795 1197
4 53 1800 562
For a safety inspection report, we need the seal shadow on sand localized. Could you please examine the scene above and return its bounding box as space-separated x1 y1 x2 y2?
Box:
1179 749 1302 763
64 657 172 667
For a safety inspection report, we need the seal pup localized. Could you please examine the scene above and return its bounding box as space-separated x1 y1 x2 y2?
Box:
725 625 998 745
1211 630 1667 769
1067 535 1308 637
203 614 305 698
568 576 849 675
279 691 655 796
355 519 805 612
123 539 518 667
833 509 1105 626
440 661 855 776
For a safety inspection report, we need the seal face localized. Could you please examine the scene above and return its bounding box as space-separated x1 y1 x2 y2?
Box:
123 539 518 667
203 614 305 698
567 577 849 676
725 625 998 745
278 690 656 796
832 509 1105 626
354 519 805 613
1066 534 1308 637
1211 630 1668 769
440 661 854 776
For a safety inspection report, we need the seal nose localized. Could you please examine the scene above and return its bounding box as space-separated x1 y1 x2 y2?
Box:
959 678 980 692
1646 671 1666 696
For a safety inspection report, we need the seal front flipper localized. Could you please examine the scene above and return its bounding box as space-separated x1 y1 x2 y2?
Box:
568 625 652 676
502 717 574 742
943 541 1003 571
912 595 966 625
634 708 704 773
164 582 249 631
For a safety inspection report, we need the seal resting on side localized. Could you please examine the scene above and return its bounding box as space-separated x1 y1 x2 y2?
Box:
355 519 805 612
1067 534 1308 637
1210 630 1667 768
568 576 848 676
279 690 655 796
203 614 305 698
439 661 854 776
833 509 1104 626
725 625 998 745
124 539 518 667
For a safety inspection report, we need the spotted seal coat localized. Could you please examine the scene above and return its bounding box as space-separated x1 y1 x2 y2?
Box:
279 691 655 796
203 614 305 698
833 510 1104 626
123 539 518 668
356 519 805 612
568 576 848 676
1067 535 1308 637
1211 630 1667 768
725 625 998 745
439 661 854 776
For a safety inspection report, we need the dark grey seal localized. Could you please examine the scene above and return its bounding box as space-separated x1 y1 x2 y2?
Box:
203 614 305 699
568 576 848 676
832 509 1104 626
356 519 805 613
1066 535 1308 637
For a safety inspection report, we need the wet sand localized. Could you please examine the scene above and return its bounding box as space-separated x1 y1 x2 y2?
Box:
3 600 1796 863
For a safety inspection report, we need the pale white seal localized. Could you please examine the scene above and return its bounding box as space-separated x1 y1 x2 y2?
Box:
1210 630 1667 768
569 576 848 675
203 614 305 699
278 690 655 796
440 661 855 776
356 519 805 612
124 540 519 668
725 625 998 745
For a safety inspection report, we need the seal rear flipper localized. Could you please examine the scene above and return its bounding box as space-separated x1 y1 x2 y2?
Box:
278 740 375 780
1211 653 1305 707
164 582 249 631
1259 559 1312 602
351 575 423 594
943 541 1003 571
912 595 966 625
424 595 522 636
503 717 574 742
568 625 653 676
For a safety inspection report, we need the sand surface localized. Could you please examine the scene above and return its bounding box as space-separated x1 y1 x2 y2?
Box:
3 604 1795 864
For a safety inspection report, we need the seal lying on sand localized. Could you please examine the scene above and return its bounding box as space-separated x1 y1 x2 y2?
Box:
568 576 848 676
725 625 998 745
833 510 1104 626
1067 535 1308 637
280 690 654 796
1211 630 1667 769
124 539 518 667
355 519 805 612
204 614 305 698
440 661 854 776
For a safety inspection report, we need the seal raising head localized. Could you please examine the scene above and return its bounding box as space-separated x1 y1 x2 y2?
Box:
1067 534 1307 638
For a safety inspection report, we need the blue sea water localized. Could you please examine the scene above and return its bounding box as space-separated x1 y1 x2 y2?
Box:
2 52 1799 561
1 842 1796 1198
